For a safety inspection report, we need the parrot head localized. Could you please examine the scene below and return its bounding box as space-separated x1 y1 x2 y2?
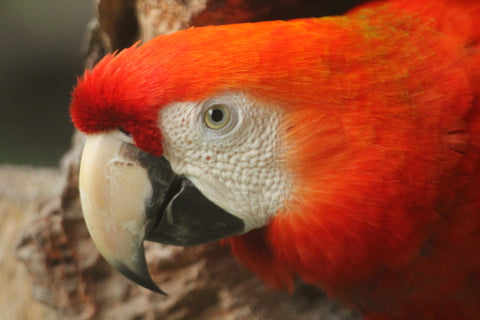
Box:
70 20 327 292
71 0 480 317
71 11 439 294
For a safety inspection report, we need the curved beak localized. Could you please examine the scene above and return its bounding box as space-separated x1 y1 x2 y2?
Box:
78 132 244 293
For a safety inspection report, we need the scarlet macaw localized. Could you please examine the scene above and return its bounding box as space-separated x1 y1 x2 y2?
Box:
71 0 480 318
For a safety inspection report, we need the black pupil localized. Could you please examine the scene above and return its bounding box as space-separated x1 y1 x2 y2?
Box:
210 108 224 122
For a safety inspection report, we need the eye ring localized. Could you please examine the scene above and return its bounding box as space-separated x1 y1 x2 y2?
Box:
204 104 230 129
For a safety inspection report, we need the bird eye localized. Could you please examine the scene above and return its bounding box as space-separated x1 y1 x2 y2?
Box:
204 104 230 129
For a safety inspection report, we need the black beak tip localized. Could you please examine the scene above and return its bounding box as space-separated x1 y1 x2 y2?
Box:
114 261 167 295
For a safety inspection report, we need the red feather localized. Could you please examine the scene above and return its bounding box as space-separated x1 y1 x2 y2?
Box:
71 0 480 318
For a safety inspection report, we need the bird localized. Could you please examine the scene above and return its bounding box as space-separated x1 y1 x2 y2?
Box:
70 0 480 318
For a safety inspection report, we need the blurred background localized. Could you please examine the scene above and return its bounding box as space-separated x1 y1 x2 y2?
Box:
0 1 93 166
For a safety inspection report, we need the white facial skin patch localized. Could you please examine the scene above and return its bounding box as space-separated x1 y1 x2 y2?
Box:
159 92 291 231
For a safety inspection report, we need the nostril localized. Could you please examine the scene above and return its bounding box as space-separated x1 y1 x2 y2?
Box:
118 126 132 136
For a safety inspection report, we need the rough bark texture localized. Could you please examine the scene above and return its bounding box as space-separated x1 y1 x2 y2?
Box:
0 166 63 320
6 1 368 319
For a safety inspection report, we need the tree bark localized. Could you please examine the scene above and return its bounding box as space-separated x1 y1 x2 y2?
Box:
0 166 62 320
8 1 368 319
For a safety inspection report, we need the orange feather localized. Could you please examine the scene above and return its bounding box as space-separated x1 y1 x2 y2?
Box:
226 2 480 318
71 0 480 318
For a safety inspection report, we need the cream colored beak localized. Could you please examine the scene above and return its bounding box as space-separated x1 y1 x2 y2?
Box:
78 132 162 293
78 131 244 294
